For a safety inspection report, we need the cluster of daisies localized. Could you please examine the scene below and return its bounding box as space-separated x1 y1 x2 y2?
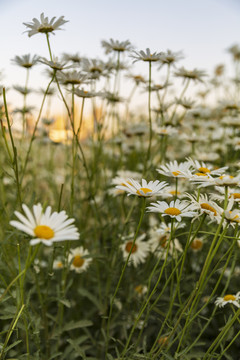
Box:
110 158 240 268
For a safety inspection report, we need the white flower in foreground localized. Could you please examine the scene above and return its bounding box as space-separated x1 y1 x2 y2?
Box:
10 203 80 246
157 160 192 178
116 178 169 197
23 13 68 37
68 246 92 273
147 199 196 222
215 292 240 308
120 234 149 267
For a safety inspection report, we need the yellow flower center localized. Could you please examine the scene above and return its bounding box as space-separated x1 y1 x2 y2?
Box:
159 235 167 248
200 203 217 216
190 239 203 250
232 193 240 199
34 225 54 239
136 187 152 196
172 171 181 176
56 261 63 268
38 26 54 33
164 207 181 216
72 255 85 268
223 294 236 301
198 167 210 173
125 241 137 253
169 190 180 196
195 172 207 176
135 285 144 294
158 336 168 346
219 175 234 180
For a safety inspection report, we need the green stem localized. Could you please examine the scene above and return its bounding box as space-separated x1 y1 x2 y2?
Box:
105 197 146 356
3 88 22 208
144 61 152 174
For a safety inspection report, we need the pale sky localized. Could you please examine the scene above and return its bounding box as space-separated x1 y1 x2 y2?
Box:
1 0 240 113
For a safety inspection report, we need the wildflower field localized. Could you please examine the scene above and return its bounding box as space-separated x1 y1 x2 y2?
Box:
1 12 240 360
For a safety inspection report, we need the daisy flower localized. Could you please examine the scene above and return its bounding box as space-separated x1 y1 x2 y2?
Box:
53 259 64 270
190 238 204 252
23 13 68 37
120 234 149 267
159 49 184 66
68 246 92 273
116 178 169 198
10 203 80 246
131 48 163 63
223 197 240 226
174 67 207 83
186 157 228 176
215 292 240 308
154 125 178 137
156 160 192 179
149 227 183 258
147 199 196 222
101 39 132 54
224 209 240 226
185 193 223 223
58 71 87 86
191 174 240 188
11 54 39 68
134 285 148 296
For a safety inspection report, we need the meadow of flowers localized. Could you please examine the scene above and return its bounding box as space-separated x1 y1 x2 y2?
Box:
1 12 240 360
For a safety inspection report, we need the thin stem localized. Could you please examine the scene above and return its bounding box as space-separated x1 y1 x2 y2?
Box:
105 197 146 356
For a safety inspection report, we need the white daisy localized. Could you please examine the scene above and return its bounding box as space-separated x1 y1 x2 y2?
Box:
120 234 149 267
149 230 183 258
191 174 240 188
68 246 92 273
224 209 240 226
116 178 169 197
174 67 207 83
134 285 148 296
12 54 39 69
185 193 223 223
147 199 196 222
156 160 192 178
215 292 240 308
131 48 163 63
186 157 228 176
23 13 68 37
190 238 204 252
10 203 80 246
53 259 64 270
101 38 132 54
154 125 178 137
